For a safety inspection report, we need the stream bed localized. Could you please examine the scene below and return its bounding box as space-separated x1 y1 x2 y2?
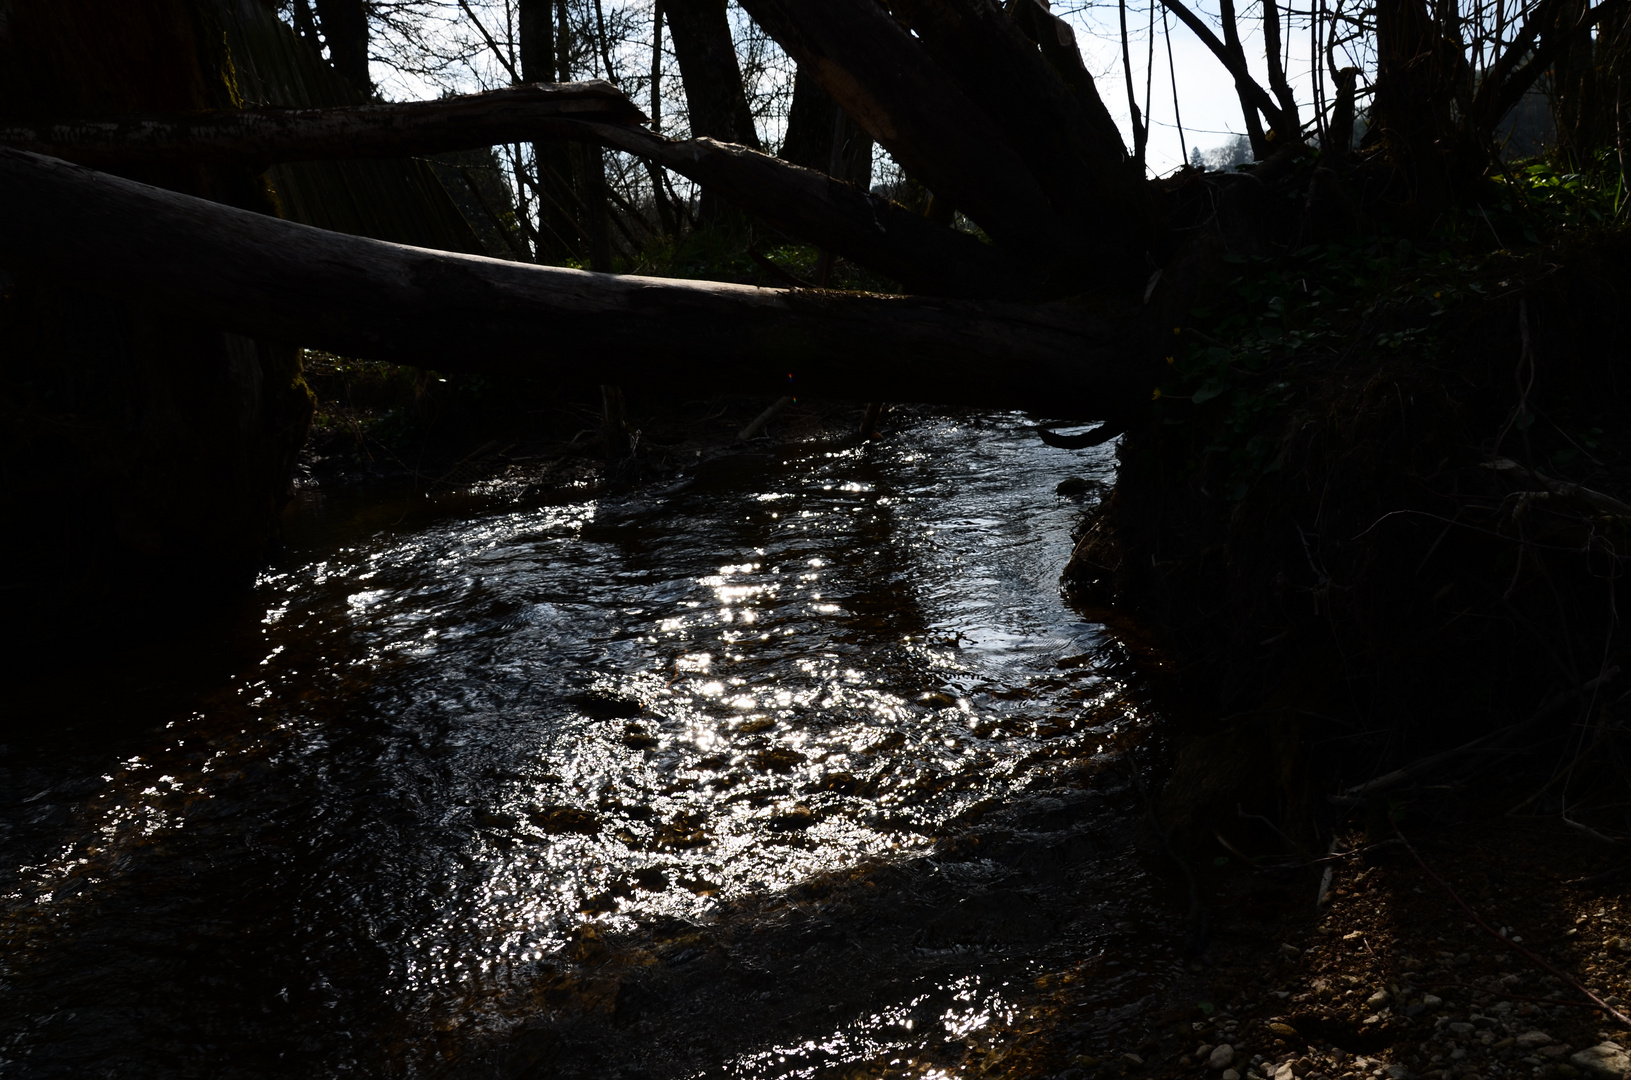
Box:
0 409 1184 1078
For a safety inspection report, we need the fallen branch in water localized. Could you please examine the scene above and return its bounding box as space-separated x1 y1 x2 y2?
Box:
737 397 795 442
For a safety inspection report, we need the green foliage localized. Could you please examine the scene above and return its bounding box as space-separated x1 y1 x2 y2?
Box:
1156 233 1515 498
1486 151 1629 242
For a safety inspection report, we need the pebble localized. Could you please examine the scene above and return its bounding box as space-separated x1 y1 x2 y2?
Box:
1280 943 1303 959
1367 990 1392 1009
1223 1072 1240 1080
1122 1052 1145 1067
1570 1043 1630 1080
1515 1031 1553 1050
1210 1045 1237 1069
1385 1067 1410 1080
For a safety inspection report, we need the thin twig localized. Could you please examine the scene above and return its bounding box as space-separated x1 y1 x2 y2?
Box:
1391 817 1631 1028
456 0 522 85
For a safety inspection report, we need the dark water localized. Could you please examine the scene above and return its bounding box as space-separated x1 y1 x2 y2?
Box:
0 410 1181 1078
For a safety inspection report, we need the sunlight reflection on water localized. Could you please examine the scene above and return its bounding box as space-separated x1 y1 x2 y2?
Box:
0 410 1141 1078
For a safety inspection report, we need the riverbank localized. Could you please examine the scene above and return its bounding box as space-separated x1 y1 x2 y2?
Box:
1036 214 1631 1080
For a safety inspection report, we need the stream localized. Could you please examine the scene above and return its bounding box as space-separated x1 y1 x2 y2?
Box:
0 409 1184 1078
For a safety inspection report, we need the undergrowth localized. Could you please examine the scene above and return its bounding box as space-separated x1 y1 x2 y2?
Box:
1078 154 1631 845
1157 156 1628 503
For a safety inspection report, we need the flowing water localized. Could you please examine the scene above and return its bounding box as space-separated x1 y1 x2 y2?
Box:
0 410 1183 1078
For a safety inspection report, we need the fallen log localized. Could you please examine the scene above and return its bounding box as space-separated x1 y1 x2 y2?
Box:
0 149 1149 413
580 124 1026 298
0 82 1022 298
0 81 645 168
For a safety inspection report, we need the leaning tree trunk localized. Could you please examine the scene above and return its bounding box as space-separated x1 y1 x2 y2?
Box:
0 0 313 635
736 0 1149 292
779 67 872 189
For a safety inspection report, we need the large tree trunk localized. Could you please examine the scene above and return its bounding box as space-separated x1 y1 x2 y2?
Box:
0 148 1150 414
0 0 313 632
312 0 372 94
0 84 1026 297
779 67 872 189
887 0 1148 255
1367 0 1461 224
736 0 1139 289
665 0 760 224
520 0 584 263
665 0 760 148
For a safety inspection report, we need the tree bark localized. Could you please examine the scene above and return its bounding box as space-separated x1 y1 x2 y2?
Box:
312 0 372 94
0 149 1149 413
780 67 871 188
664 0 760 148
736 0 1084 276
0 84 1022 297
520 0 583 263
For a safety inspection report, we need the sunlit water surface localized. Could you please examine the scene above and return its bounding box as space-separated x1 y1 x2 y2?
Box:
0 411 1177 1078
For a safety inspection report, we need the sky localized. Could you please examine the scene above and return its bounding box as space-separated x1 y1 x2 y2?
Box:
366 0 1352 181
1058 0 1338 175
